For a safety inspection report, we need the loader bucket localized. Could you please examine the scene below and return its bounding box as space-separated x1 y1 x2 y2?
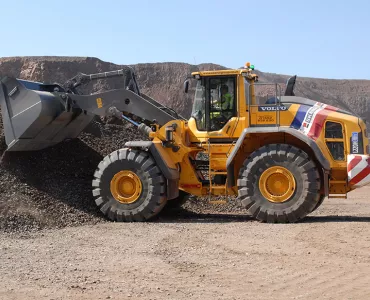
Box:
0 77 94 151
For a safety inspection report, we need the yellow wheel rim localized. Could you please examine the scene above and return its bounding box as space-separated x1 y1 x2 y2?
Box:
110 170 142 204
259 166 296 203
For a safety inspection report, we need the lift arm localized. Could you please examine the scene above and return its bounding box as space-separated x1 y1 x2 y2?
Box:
62 67 141 95
59 86 181 127
0 69 185 151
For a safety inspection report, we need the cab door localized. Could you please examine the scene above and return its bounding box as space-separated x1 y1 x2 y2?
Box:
188 75 238 140
207 76 237 135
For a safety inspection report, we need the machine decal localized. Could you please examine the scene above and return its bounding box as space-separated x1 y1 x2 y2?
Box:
348 154 370 187
257 115 275 123
291 102 338 140
258 105 289 111
96 97 103 108
351 132 359 154
350 132 364 154
324 104 341 112
307 103 339 140
290 105 309 129
300 103 325 136
307 107 331 140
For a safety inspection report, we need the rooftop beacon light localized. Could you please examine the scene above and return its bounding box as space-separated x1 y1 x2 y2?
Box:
245 62 255 70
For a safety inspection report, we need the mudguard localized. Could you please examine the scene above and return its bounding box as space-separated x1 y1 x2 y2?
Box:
124 141 180 200
226 127 331 187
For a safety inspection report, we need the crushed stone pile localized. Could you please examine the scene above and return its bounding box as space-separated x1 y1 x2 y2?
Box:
0 118 146 233
0 118 244 234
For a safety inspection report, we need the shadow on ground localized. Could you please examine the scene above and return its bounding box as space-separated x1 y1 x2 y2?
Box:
157 209 370 224
157 208 254 223
303 215 370 223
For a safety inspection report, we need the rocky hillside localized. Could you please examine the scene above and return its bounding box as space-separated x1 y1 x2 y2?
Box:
1 56 369 121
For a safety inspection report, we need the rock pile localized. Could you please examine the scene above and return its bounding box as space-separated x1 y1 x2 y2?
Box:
0 118 146 232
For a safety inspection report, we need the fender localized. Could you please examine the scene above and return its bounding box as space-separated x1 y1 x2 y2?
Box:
124 141 179 200
226 127 331 188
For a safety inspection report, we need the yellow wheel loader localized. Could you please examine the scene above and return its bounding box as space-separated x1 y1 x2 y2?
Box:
0 63 369 223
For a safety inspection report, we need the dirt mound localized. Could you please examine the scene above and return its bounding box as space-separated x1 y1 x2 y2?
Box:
0 119 147 233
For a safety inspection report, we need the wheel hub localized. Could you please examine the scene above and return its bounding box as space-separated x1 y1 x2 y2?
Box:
110 170 142 204
259 166 296 203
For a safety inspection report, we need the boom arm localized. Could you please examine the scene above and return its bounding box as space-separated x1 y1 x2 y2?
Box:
62 67 141 96
0 68 185 151
59 87 181 126
61 68 184 126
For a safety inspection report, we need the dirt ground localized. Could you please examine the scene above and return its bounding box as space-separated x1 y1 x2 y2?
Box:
1 188 370 300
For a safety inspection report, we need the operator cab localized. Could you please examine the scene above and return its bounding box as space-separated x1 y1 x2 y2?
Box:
186 63 257 133
186 63 297 133
191 75 237 131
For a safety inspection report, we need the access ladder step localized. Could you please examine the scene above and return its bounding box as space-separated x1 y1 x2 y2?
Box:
328 194 347 199
209 184 228 196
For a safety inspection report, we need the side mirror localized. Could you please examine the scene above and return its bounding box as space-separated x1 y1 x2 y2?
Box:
184 80 190 93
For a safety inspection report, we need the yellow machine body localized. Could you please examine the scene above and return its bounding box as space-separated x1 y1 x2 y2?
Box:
149 66 370 199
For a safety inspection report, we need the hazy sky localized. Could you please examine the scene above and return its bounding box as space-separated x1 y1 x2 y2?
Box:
1 0 369 79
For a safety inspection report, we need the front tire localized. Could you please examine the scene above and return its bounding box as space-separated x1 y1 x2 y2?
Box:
237 144 321 223
92 149 167 222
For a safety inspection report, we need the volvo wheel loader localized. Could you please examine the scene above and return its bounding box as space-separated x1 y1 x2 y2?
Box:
0 63 369 223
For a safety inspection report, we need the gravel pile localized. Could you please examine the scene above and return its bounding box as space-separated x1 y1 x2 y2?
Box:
0 116 244 233
0 118 146 233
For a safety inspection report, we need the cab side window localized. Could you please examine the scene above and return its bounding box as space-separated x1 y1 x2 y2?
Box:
209 77 236 131
325 121 345 161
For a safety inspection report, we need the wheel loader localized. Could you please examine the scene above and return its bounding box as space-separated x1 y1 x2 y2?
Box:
0 63 369 223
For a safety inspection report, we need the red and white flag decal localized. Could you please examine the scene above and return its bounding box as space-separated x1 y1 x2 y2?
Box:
348 154 370 187
298 102 338 140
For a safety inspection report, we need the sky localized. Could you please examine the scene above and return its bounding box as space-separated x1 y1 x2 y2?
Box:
0 0 369 79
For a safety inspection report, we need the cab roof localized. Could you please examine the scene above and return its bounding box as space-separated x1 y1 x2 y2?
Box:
191 69 249 77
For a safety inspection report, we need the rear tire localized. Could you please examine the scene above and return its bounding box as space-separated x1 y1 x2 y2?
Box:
92 149 167 222
237 144 321 223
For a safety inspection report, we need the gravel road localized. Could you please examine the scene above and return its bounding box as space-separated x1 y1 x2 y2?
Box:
1 188 370 300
